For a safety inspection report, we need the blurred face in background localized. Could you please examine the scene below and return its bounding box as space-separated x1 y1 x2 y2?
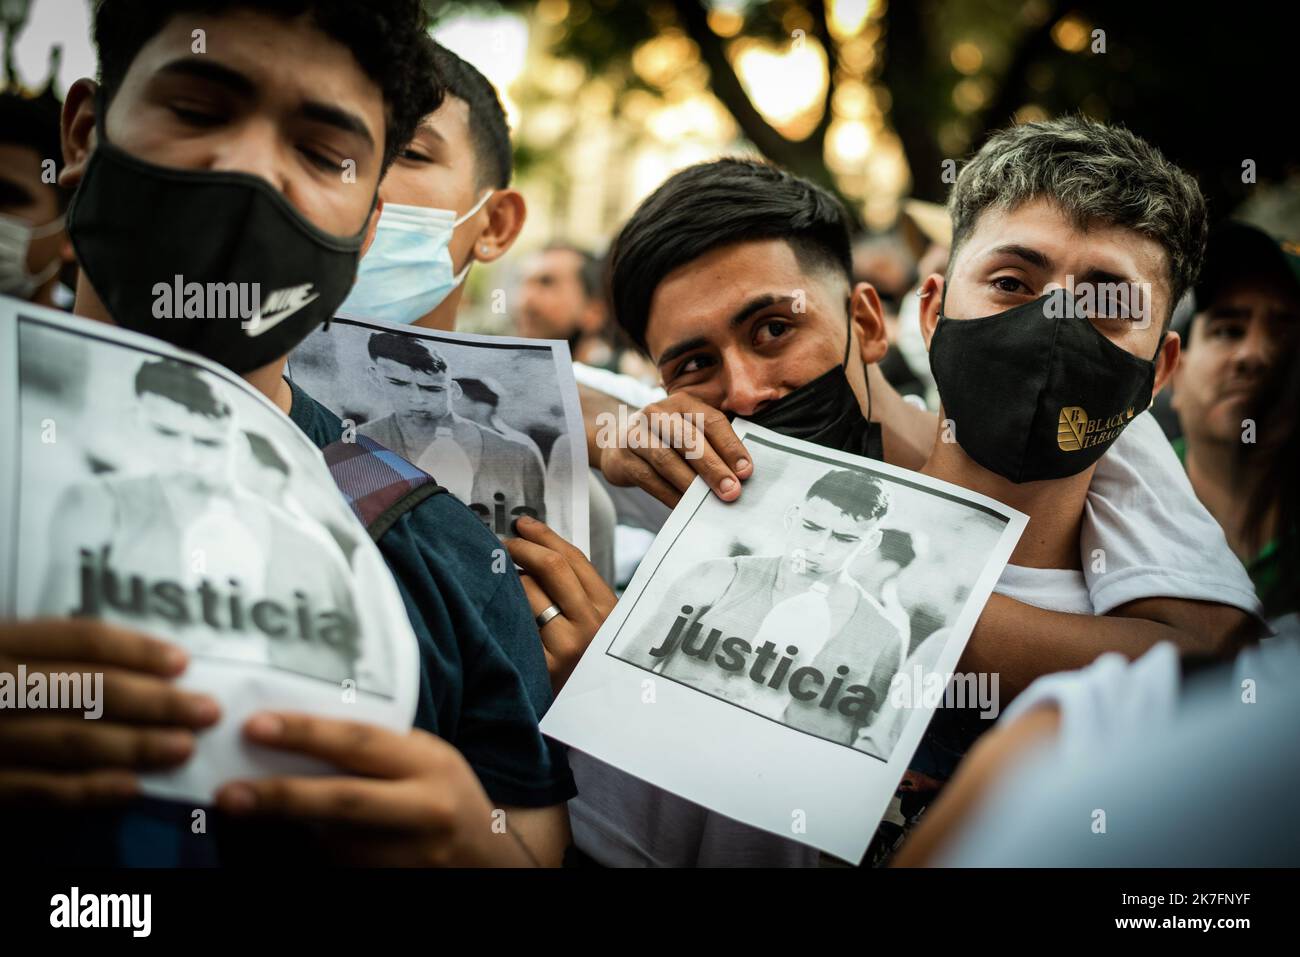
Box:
455 393 495 427
1173 272 1300 444
0 140 69 304
518 247 593 341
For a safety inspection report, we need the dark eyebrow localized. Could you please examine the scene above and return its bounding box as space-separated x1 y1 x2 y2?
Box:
655 293 795 367
300 101 375 150
986 243 1052 271
154 57 257 97
154 57 375 151
1077 267 1137 287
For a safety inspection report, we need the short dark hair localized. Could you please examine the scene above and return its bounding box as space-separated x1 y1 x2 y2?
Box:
455 376 498 406
92 0 442 172
0 89 68 209
609 158 854 354
805 469 888 523
430 41 511 189
134 359 231 418
948 116 1207 327
367 331 446 374
877 528 916 569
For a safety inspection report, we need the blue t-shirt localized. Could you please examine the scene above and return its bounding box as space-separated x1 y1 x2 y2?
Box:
18 382 573 866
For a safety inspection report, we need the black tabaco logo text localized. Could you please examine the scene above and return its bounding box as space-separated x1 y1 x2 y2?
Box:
1057 405 1136 452
71 546 358 652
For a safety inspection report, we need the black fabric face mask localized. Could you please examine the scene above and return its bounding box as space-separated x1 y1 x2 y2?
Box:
747 308 884 461
67 116 368 373
928 288 1158 483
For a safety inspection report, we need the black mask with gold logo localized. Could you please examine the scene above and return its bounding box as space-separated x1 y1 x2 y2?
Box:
929 288 1158 483
747 304 884 461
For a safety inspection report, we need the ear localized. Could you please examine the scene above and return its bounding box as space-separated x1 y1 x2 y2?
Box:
783 502 799 530
59 78 99 192
359 196 384 259
450 379 464 401
849 281 888 366
473 188 526 263
917 272 945 351
1152 328 1181 398
862 526 882 553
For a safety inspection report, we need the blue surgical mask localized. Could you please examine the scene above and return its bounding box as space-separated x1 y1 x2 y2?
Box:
338 192 491 324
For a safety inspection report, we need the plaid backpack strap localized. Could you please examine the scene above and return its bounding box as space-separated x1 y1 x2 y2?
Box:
321 435 446 541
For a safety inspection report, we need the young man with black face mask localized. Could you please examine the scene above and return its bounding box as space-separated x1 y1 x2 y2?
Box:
545 121 1261 866
1 0 573 867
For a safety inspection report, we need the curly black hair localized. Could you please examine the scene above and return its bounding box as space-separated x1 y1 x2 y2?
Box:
92 0 442 172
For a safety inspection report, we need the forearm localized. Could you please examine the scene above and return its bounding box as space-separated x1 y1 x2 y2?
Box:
893 704 1062 867
501 803 571 867
958 594 1220 701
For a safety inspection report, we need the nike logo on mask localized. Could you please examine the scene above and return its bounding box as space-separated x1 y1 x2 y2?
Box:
243 283 320 336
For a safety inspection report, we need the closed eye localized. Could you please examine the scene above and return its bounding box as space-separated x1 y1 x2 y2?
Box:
299 144 340 172
673 352 714 378
169 103 224 127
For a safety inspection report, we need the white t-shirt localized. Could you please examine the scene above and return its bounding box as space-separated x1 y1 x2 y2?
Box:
936 623 1300 866
567 410 1262 866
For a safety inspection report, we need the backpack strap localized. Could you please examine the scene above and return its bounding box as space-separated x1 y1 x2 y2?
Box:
322 434 446 541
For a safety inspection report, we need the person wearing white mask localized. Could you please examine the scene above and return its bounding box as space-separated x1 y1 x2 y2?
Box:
337 40 623 591
0 89 76 308
337 42 525 330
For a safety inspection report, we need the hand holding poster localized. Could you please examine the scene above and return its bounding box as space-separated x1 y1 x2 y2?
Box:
541 421 1027 862
287 315 590 554
0 298 419 803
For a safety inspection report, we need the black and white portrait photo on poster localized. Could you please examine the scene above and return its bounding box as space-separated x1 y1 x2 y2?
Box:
287 315 589 553
0 299 419 803
543 421 1027 861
